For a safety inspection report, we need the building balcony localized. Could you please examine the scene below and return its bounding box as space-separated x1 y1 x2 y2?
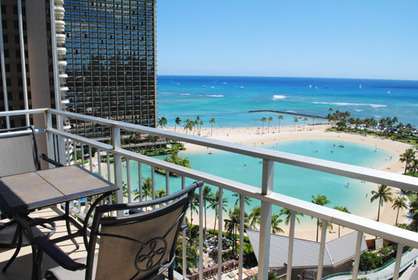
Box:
1 108 418 280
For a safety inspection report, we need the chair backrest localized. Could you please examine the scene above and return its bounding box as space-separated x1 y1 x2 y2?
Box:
0 126 40 177
85 182 202 280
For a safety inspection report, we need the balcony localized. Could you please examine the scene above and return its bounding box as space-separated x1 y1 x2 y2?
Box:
1 108 418 280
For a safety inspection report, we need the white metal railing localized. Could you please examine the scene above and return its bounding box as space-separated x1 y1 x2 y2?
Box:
2 108 418 280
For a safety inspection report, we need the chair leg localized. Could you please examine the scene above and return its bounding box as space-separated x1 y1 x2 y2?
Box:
2 225 22 273
65 202 79 251
168 267 174 280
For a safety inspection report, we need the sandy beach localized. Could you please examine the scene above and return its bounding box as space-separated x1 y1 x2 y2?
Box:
168 124 413 241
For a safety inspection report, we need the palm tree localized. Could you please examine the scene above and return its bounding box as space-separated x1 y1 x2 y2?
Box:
232 193 251 207
312 194 330 241
293 117 299 131
370 185 393 222
134 177 153 200
155 189 166 198
392 195 408 225
224 207 245 256
158 116 168 128
203 185 215 233
400 148 416 174
174 117 181 131
271 214 284 234
184 119 194 134
409 197 418 231
248 207 261 229
277 115 283 133
189 193 200 225
209 117 216 136
267 116 273 134
260 117 267 134
334 206 350 238
208 190 228 231
279 208 303 225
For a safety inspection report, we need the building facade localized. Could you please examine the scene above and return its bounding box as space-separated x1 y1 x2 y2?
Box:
64 0 157 137
0 0 58 128
0 0 157 138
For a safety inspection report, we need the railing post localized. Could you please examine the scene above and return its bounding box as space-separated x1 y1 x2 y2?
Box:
393 244 404 280
352 231 363 280
45 110 54 167
258 159 274 280
112 126 123 205
317 220 328 280
0 4 10 129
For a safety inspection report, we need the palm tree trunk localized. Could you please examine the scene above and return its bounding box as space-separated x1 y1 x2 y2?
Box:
213 210 217 232
204 202 207 234
396 208 400 225
377 198 382 222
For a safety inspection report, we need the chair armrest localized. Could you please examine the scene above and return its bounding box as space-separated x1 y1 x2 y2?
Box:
41 154 64 167
32 236 85 271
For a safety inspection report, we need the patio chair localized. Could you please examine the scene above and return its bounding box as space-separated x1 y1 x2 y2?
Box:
0 126 58 272
0 126 41 248
38 182 202 280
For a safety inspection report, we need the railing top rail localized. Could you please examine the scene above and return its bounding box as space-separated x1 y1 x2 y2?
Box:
0 108 48 117
49 109 418 192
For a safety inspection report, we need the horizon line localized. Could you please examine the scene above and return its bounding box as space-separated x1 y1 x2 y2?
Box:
157 73 418 83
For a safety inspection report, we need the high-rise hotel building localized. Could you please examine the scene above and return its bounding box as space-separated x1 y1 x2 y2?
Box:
0 0 156 138
0 0 60 128
64 0 157 137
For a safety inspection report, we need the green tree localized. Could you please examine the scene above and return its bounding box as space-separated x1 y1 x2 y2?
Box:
260 117 267 134
370 185 393 222
311 194 330 242
155 189 166 198
208 190 228 231
202 185 215 234
334 206 350 238
134 177 153 200
248 207 261 229
279 208 303 225
209 117 216 136
409 197 418 231
158 116 168 128
392 195 408 225
271 214 284 234
224 207 247 256
232 193 251 207
267 116 273 134
277 114 284 133
400 148 416 174
174 117 182 131
189 193 200 225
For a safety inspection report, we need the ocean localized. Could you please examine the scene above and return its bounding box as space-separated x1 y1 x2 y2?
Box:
157 75 418 128
118 75 417 223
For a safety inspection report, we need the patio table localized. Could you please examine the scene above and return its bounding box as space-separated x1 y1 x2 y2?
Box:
0 165 118 279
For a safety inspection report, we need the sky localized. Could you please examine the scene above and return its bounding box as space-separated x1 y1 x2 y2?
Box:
157 0 418 80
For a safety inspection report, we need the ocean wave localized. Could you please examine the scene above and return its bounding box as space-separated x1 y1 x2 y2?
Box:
180 93 191 96
272 94 287 101
206 94 224 98
312 101 387 108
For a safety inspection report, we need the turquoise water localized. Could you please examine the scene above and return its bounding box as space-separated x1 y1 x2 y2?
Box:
157 76 418 128
125 139 390 217
126 75 412 218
